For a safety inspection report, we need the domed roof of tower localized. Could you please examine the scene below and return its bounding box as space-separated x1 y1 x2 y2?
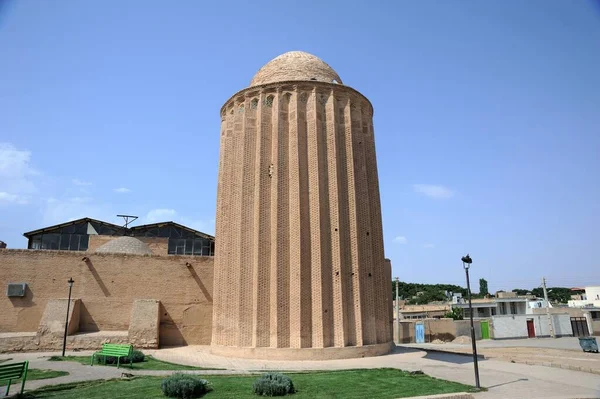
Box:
95 236 152 255
250 51 342 87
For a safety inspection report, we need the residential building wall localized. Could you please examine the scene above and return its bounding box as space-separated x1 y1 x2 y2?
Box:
585 287 600 301
496 301 527 315
397 304 450 320
568 286 600 308
593 320 600 335
530 307 584 317
0 249 214 346
496 291 517 298
490 314 572 339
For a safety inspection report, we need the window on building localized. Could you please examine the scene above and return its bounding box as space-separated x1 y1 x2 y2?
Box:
89 222 123 236
41 234 60 250
166 237 214 256
264 95 274 107
27 220 109 251
134 224 214 256
30 233 89 251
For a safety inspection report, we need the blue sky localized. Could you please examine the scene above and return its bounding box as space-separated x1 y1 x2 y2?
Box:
1 1 599 292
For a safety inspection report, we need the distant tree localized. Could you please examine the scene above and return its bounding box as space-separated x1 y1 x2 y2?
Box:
392 282 583 305
444 307 464 320
391 281 468 302
407 289 448 305
531 288 544 298
529 287 580 303
479 278 489 296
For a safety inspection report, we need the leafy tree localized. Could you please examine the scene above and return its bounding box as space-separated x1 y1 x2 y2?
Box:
531 287 583 304
444 307 464 320
391 281 467 302
479 278 489 296
531 288 544 298
407 290 448 305
392 281 584 306
506 287 584 304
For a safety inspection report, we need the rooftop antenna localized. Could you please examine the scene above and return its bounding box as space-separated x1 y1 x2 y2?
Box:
117 214 138 229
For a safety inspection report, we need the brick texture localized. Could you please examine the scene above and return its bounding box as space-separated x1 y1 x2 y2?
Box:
0 249 213 346
212 54 392 357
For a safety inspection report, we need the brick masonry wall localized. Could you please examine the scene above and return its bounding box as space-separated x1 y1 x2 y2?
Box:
213 81 392 353
393 319 482 343
0 249 213 346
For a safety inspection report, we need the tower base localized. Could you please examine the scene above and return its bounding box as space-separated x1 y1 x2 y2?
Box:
209 341 394 361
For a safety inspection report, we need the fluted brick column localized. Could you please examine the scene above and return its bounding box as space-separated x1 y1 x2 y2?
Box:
212 77 392 359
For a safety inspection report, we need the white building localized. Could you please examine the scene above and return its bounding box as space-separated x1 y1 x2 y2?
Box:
452 291 547 319
568 286 600 308
568 286 600 335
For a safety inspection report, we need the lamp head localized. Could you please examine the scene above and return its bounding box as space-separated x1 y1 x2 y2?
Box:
461 254 472 264
67 277 74 287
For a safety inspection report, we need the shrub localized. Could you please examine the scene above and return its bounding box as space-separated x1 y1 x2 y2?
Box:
444 307 464 321
104 349 145 365
253 373 295 396
130 349 146 363
161 373 211 398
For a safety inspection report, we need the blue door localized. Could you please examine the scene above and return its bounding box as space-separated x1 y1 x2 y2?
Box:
415 322 425 343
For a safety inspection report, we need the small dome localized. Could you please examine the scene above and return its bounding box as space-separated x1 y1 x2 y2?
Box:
95 236 152 255
250 51 342 87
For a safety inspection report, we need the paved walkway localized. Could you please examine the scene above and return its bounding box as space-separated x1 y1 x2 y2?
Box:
404 337 600 375
408 337 584 351
1 346 599 398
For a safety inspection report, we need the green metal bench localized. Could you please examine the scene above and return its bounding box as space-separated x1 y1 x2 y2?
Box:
91 343 133 368
0 360 29 396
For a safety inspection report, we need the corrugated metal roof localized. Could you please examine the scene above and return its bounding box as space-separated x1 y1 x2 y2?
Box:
23 217 124 237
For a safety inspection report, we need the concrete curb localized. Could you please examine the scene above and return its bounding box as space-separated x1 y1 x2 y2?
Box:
519 359 600 375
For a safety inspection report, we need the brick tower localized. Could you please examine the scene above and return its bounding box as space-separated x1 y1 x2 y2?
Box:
211 51 393 359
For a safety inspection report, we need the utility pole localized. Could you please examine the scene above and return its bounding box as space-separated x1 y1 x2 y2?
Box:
395 277 400 344
542 277 555 338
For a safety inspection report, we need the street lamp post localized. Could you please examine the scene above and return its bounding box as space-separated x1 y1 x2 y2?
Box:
62 278 74 357
462 254 480 389
395 277 400 344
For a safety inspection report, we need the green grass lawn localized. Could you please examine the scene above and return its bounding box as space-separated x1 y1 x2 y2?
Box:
1 368 69 386
24 368 472 399
48 355 223 371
